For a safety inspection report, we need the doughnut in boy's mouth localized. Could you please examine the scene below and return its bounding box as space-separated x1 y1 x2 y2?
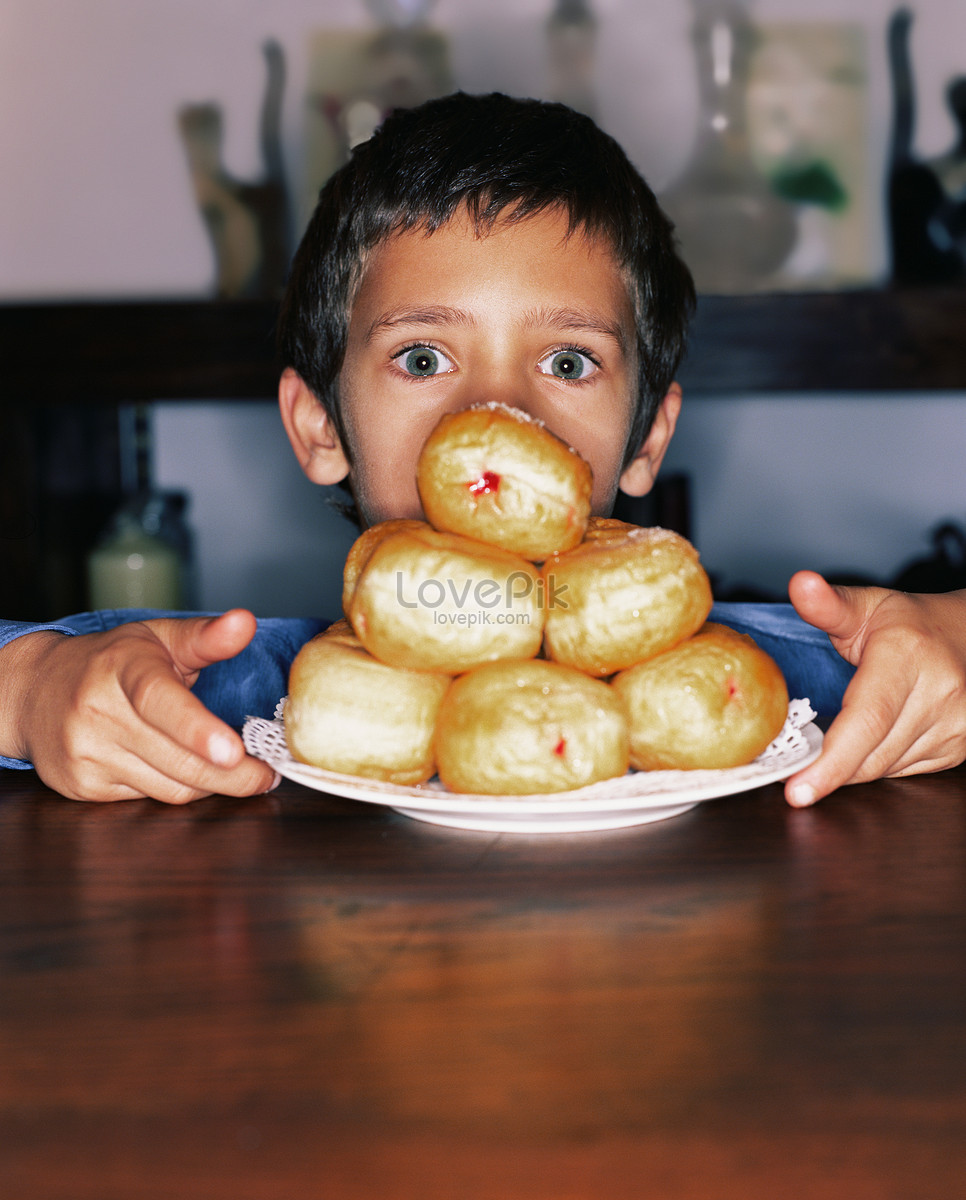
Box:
416 403 592 562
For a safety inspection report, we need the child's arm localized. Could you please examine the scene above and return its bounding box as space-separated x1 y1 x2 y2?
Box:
784 571 966 806
0 611 278 802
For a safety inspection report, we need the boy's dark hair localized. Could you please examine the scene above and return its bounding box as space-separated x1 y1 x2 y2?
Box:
278 91 695 469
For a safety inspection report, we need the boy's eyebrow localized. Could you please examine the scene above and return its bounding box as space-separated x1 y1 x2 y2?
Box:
365 306 472 341
531 306 628 354
366 305 628 353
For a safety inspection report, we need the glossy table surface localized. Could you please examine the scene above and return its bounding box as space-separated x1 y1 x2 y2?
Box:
2 765 966 1199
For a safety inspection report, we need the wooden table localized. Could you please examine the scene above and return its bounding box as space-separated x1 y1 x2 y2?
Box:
2 766 966 1199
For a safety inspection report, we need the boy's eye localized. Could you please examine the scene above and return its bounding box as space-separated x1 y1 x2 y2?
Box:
537 349 598 381
396 345 454 377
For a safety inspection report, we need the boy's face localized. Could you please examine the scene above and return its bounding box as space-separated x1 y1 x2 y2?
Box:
336 206 644 525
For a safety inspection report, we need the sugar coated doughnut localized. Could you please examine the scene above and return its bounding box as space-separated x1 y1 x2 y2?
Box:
611 623 789 770
542 520 713 676
435 659 630 795
285 620 451 785
347 521 545 674
416 404 593 560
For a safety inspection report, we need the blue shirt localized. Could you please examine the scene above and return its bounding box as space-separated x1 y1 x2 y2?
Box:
0 604 854 771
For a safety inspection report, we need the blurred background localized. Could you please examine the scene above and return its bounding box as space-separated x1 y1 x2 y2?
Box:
2 0 966 619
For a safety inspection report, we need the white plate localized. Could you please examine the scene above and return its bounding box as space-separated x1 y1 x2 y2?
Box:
242 701 822 834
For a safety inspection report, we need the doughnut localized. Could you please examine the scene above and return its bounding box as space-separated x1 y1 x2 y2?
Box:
342 518 425 615
347 521 545 674
435 659 630 794
541 520 713 676
416 404 593 560
285 620 451 785
611 623 789 770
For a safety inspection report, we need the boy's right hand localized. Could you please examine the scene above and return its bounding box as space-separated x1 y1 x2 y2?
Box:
0 611 278 803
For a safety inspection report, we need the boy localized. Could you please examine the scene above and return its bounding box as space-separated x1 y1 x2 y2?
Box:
2 93 965 807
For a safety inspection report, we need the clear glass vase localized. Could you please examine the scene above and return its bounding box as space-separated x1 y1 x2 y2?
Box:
660 0 796 293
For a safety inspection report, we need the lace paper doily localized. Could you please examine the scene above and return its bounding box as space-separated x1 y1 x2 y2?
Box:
242 699 822 833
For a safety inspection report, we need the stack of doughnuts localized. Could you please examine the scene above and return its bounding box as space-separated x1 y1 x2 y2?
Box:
286 404 788 793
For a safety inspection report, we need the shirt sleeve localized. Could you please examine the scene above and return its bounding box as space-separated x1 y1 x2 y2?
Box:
190 616 331 728
0 611 331 771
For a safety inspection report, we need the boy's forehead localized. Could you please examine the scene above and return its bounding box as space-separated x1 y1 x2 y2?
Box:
348 206 633 331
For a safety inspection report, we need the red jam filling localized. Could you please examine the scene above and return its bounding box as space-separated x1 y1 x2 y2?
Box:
468 470 501 496
553 737 567 757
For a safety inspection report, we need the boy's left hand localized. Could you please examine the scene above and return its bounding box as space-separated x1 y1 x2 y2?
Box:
784 570 966 806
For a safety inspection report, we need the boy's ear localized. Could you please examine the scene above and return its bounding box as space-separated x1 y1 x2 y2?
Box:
278 367 350 486
618 383 682 498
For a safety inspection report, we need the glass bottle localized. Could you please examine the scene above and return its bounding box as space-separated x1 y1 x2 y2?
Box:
87 491 195 611
660 0 797 293
546 0 597 118
924 76 966 267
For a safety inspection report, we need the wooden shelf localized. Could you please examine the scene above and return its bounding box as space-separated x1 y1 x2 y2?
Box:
3 289 966 406
0 299 281 406
684 289 966 393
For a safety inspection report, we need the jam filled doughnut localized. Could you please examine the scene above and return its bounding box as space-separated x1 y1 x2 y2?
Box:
347 521 545 674
416 404 593 560
285 620 451 785
435 658 630 795
611 623 789 770
541 519 713 676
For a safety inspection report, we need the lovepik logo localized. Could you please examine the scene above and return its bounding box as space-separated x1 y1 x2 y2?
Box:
394 570 568 611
